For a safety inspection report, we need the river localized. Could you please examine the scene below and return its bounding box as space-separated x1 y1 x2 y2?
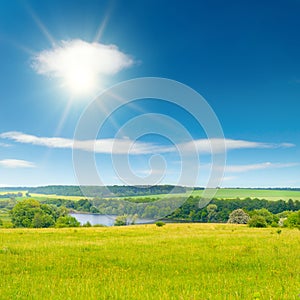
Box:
70 213 153 226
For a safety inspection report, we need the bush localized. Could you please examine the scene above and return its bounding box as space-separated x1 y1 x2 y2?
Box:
228 209 250 224
82 221 92 227
155 221 166 227
55 216 80 228
0 218 3 227
248 215 268 228
114 215 127 226
283 211 300 228
250 208 278 225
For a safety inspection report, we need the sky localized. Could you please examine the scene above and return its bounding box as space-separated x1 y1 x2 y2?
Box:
0 0 300 187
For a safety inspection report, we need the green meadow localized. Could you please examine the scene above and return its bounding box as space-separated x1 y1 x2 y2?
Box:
0 224 299 300
117 188 300 201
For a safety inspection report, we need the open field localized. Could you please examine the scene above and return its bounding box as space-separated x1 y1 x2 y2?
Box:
29 193 91 201
117 188 300 201
206 188 300 201
0 224 299 299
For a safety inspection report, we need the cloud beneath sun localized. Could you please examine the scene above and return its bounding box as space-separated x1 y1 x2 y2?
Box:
31 39 134 95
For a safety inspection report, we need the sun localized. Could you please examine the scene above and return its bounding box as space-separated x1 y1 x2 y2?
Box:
62 59 98 96
32 39 134 97
58 43 99 96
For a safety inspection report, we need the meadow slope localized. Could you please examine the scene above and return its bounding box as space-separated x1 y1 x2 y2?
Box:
0 224 299 299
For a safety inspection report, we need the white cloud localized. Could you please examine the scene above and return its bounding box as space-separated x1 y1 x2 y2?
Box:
0 131 295 156
31 39 134 94
0 159 35 168
225 162 299 173
0 131 171 155
179 138 294 153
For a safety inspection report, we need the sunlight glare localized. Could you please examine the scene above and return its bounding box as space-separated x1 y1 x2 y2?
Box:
59 44 99 95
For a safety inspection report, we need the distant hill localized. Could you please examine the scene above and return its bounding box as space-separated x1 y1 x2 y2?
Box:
1 185 300 198
23 185 192 197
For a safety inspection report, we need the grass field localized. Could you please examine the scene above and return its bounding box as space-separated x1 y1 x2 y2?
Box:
0 224 299 299
117 188 300 201
206 188 300 201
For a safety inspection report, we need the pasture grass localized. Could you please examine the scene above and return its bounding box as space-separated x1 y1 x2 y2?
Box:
117 188 300 201
0 224 299 299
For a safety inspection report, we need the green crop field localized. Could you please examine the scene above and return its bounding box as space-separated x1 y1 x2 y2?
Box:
116 188 300 201
0 224 299 299
203 188 300 201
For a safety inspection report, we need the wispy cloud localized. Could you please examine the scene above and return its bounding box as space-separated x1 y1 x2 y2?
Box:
0 159 35 168
0 131 295 155
225 162 299 173
179 138 294 153
0 131 171 155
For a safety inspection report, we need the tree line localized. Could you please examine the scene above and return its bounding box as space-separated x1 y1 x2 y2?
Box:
1 196 300 228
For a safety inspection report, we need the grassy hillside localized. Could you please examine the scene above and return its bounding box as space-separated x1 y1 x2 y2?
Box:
0 224 299 299
118 188 300 201
2 187 300 202
214 188 300 200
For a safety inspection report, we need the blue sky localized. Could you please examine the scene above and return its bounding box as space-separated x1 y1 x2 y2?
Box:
0 0 300 187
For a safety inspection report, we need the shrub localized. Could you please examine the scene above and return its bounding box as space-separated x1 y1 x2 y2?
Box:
82 221 92 227
270 221 279 228
114 215 127 226
248 215 267 228
283 211 300 228
155 221 166 227
228 209 250 224
55 216 80 228
250 208 278 225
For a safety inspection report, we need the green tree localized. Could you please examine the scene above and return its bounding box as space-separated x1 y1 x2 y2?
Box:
142 206 159 219
32 211 55 228
10 199 58 228
11 199 41 227
228 209 250 224
206 204 218 222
